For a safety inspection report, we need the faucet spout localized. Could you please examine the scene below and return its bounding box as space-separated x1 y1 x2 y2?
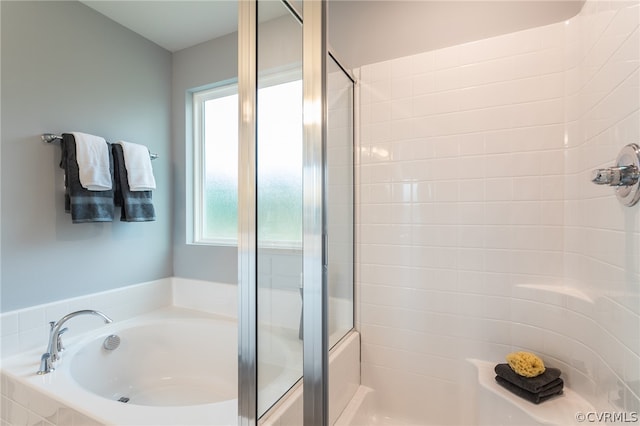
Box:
37 309 112 375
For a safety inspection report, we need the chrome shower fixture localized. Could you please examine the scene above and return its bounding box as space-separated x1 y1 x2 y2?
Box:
591 143 640 207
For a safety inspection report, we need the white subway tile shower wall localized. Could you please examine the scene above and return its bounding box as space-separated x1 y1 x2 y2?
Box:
564 0 640 415
357 0 639 423
359 19 568 425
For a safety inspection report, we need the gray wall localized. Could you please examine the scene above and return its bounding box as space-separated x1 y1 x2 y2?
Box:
328 0 585 68
171 11 303 283
171 32 239 283
0 1 173 311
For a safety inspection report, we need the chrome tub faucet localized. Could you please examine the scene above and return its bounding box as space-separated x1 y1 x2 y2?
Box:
37 310 112 375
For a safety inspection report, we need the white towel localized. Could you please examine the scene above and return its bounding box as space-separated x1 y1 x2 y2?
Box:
71 132 112 191
113 140 156 191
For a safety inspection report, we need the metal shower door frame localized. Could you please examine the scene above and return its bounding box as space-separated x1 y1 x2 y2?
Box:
238 0 329 424
238 0 258 424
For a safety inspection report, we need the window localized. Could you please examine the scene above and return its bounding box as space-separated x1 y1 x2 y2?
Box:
191 79 303 247
193 84 239 244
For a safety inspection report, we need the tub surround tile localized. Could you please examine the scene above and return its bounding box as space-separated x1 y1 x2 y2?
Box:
0 386 64 426
2 397 29 426
171 277 238 318
1 278 185 359
17 310 45 335
28 393 60 425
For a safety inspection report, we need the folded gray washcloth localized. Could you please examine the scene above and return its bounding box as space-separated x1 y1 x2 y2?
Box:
59 134 114 223
112 144 156 222
495 375 564 404
494 363 562 393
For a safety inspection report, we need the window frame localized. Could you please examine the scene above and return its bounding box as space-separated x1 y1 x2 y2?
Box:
190 69 303 247
192 82 239 246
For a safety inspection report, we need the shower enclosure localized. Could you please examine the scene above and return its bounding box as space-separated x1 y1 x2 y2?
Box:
238 0 355 423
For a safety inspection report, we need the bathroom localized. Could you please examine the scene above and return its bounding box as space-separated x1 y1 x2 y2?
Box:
1 0 639 425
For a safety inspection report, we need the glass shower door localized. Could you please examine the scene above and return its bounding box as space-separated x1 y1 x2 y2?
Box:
256 0 304 417
326 55 354 349
238 1 306 422
239 1 354 423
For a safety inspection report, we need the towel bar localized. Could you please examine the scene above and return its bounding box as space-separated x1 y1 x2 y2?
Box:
41 133 159 160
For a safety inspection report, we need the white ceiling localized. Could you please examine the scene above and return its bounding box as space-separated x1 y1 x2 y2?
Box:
80 1 239 52
81 0 585 64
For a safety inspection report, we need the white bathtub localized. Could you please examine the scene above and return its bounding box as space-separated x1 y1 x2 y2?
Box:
0 307 291 425
70 320 239 407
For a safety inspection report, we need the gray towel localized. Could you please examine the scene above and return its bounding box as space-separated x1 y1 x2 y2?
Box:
494 363 562 393
495 375 564 404
59 134 114 223
112 144 156 222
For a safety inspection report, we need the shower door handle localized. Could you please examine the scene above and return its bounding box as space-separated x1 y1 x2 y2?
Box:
323 233 329 270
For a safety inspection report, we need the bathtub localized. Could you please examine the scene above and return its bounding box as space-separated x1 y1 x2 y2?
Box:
0 307 294 425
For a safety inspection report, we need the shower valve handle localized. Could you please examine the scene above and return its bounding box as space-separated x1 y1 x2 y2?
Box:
589 143 640 207
591 165 639 186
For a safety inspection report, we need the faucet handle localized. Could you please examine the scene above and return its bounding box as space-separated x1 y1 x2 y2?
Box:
56 327 69 353
37 353 53 375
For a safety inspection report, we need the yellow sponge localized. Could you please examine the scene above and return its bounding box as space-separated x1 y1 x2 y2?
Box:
506 351 546 377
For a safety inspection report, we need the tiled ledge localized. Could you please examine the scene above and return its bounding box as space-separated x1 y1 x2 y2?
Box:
468 358 594 425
